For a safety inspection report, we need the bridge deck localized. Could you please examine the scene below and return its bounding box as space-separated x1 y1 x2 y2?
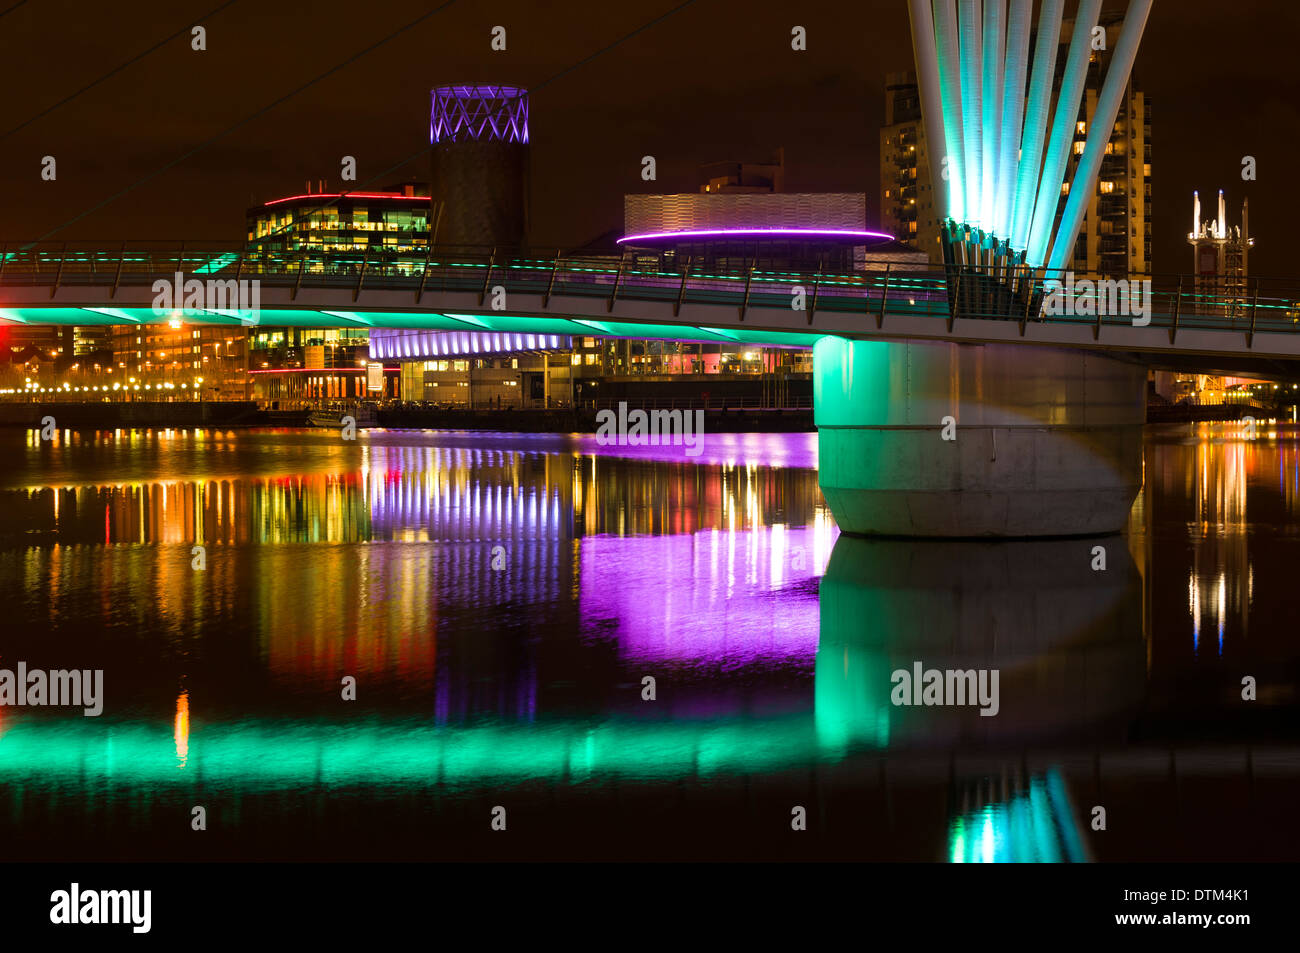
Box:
1 246 1297 369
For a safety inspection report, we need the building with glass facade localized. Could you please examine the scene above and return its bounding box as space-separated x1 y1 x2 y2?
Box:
245 182 431 257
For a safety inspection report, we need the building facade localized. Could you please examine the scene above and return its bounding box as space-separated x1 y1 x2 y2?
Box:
880 71 945 259
246 183 431 258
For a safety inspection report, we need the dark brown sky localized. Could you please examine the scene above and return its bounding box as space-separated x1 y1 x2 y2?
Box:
1 0 1295 276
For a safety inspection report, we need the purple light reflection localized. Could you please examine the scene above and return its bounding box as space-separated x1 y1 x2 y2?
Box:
579 523 835 665
574 430 819 470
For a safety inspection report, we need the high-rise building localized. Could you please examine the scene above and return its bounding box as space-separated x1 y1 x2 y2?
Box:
1056 13 1152 277
880 14 1151 276
880 71 944 258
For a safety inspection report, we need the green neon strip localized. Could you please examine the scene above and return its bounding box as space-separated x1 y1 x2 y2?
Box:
81 308 141 323
0 714 829 788
1 306 819 348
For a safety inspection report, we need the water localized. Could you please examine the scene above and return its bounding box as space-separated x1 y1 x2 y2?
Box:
0 423 1296 861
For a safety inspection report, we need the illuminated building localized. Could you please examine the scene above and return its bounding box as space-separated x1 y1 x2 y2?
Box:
620 192 915 273
0 325 74 369
246 327 383 401
1151 191 1255 402
246 183 431 257
107 323 247 398
602 181 920 403
1189 188 1252 314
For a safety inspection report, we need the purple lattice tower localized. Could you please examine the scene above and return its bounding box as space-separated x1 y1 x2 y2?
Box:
429 85 530 249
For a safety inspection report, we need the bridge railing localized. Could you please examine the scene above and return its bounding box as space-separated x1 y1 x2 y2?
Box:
2 241 1297 343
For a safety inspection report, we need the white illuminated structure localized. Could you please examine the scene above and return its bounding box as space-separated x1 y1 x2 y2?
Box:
908 0 1153 283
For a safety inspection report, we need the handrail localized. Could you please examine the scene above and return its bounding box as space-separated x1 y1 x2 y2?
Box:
0 243 1295 341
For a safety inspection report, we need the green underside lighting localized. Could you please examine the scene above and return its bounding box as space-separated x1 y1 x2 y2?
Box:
0 307 825 348
0 714 834 788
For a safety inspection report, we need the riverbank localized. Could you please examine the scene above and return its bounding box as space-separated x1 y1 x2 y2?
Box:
0 400 1284 431
0 402 817 432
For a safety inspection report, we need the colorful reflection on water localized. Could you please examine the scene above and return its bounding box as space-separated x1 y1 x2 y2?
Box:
0 423 1297 860
948 770 1088 864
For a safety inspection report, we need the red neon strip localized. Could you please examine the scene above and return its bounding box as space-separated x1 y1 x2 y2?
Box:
262 193 430 207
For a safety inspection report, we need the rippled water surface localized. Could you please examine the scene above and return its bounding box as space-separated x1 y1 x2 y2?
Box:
0 423 1296 860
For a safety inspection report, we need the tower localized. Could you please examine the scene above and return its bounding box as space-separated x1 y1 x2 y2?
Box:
429 85 530 249
1189 189 1252 318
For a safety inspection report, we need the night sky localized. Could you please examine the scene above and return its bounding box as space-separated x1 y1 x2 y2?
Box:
1 0 1295 277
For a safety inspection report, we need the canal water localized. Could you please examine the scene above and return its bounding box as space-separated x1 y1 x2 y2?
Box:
0 424 1296 861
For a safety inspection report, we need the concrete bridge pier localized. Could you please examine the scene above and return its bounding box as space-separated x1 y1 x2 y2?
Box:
812 337 1146 537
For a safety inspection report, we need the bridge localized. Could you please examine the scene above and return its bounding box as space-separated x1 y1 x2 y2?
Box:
1 243 1299 366
3 242 1298 539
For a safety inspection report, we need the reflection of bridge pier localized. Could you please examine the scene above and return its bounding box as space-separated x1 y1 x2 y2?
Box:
816 534 1147 753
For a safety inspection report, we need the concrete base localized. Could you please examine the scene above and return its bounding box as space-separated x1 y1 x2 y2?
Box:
813 338 1146 537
